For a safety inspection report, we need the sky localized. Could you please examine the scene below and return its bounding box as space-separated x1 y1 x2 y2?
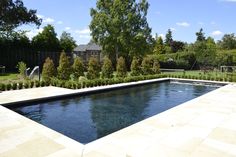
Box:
20 0 236 45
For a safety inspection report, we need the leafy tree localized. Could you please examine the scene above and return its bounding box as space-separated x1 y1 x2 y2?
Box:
194 37 216 69
141 57 153 75
87 57 100 79
116 57 127 77
171 41 185 53
42 57 56 82
57 52 71 80
60 31 77 52
165 29 173 46
72 57 84 79
219 33 236 50
196 28 206 42
90 0 153 59
0 0 41 37
32 24 60 51
130 57 140 76
101 57 113 78
153 36 165 54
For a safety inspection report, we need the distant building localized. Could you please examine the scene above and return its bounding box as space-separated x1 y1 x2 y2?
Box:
73 42 103 62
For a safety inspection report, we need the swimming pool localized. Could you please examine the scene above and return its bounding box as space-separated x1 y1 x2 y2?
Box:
8 80 221 144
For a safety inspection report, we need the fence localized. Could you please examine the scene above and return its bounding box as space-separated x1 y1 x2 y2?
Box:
0 49 72 72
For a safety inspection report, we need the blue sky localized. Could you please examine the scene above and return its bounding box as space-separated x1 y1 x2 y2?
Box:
21 0 236 44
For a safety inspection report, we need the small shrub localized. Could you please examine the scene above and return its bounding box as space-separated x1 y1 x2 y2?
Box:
72 57 84 79
30 81 34 88
24 82 29 89
130 57 140 76
0 83 6 91
57 52 71 80
116 57 127 78
40 81 45 87
18 82 23 89
12 83 17 90
101 57 113 78
42 57 56 82
16 61 27 77
87 57 100 79
35 80 40 87
6 83 12 90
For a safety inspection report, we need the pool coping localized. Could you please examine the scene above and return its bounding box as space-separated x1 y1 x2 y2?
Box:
0 78 235 157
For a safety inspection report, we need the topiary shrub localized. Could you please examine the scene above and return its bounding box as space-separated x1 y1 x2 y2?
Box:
18 82 23 89
30 81 34 88
72 57 84 80
35 80 40 87
6 83 12 90
12 83 17 90
141 57 153 75
40 81 45 87
24 82 29 89
0 83 6 91
116 57 127 78
57 52 71 80
87 57 100 79
130 57 140 76
16 61 27 78
42 57 56 83
101 57 113 78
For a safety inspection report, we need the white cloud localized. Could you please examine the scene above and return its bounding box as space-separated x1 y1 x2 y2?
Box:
170 27 176 31
198 22 204 25
37 14 44 19
212 30 223 36
159 34 165 39
221 0 236 2
176 22 190 27
65 27 71 30
43 17 55 23
75 28 90 34
25 28 43 39
79 35 91 39
57 21 63 25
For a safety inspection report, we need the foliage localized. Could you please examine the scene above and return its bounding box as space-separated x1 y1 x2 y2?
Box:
152 60 160 74
60 31 77 52
42 57 56 82
87 57 100 79
218 33 236 50
101 57 113 78
72 57 84 79
171 41 185 53
154 36 165 54
130 57 141 76
0 0 41 37
16 61 27 77
165 29 173 46
32 24 60 51
57 52 71 80
116 57 127 77
196 28 206 42
90 0 153 58
141 56 153 75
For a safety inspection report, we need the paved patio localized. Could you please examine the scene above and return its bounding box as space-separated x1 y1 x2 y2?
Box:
0 79 236 157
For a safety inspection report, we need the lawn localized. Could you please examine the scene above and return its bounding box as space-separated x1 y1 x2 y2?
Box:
0 73 22 84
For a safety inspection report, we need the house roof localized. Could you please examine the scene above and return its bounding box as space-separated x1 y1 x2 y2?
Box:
74 43 102 52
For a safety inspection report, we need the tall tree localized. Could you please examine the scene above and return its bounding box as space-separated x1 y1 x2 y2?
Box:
196 28 206 42
165 29 173 46
0 0 41 37
32 24 60 51
90 0 152 59
153 36 165 54
219 33 236 50
60 31 77 52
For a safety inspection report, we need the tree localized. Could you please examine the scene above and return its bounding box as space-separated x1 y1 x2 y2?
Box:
116 57 127 77
57 52 71 80
87 57 100 79
32 24 60 51
165 29 173 46
196 28 206 42
42 57 56 82
90 0 153 59
153 36 165 54
101 57 113 78
60 31 77 52
171 41 185 53
153 59 160 74
72 57 84 79
130 57 140 76
194 37 216 70
0 0 41 37
141 57 153 75
219 33 236 50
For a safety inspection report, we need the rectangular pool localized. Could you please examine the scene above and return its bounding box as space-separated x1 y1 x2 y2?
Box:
8 80 222 144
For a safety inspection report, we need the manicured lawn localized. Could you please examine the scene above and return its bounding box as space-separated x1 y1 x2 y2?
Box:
0 73 22 83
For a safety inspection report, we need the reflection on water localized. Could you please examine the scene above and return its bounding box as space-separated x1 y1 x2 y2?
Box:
9 81 219 144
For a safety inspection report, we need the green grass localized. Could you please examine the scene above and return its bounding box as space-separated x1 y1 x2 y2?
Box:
0 73 23 83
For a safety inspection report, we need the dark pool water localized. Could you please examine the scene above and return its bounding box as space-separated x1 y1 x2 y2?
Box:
9 81 220 144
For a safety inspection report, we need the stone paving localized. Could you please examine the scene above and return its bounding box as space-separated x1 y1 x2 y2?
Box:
0 79 236 157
